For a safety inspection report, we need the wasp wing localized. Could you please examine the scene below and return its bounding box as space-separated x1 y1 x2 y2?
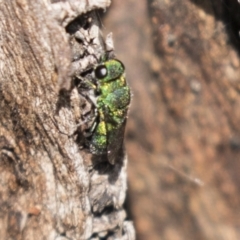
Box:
105 109 128 165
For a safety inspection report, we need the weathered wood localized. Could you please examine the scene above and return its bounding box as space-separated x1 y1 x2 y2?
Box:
0 0 134 239
104 0 240 239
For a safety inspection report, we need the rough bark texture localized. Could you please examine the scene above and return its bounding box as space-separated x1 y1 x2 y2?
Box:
103 0 240 240
0 0 135 239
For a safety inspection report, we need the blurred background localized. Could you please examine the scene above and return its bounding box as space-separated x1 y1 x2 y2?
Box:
103 0 240 239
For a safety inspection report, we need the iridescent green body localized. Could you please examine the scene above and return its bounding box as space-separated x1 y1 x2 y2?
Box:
89 59 131 164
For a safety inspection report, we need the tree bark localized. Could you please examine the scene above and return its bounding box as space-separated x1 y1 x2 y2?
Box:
0 0 135 239
103 0 240 240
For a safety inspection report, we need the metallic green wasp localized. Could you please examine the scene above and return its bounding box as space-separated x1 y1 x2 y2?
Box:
84 59 131 164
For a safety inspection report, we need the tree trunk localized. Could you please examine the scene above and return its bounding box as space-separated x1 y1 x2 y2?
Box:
0 0 135 239
103 0 240 240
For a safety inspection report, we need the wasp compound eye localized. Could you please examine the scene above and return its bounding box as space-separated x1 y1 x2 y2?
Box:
95 65 108 79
